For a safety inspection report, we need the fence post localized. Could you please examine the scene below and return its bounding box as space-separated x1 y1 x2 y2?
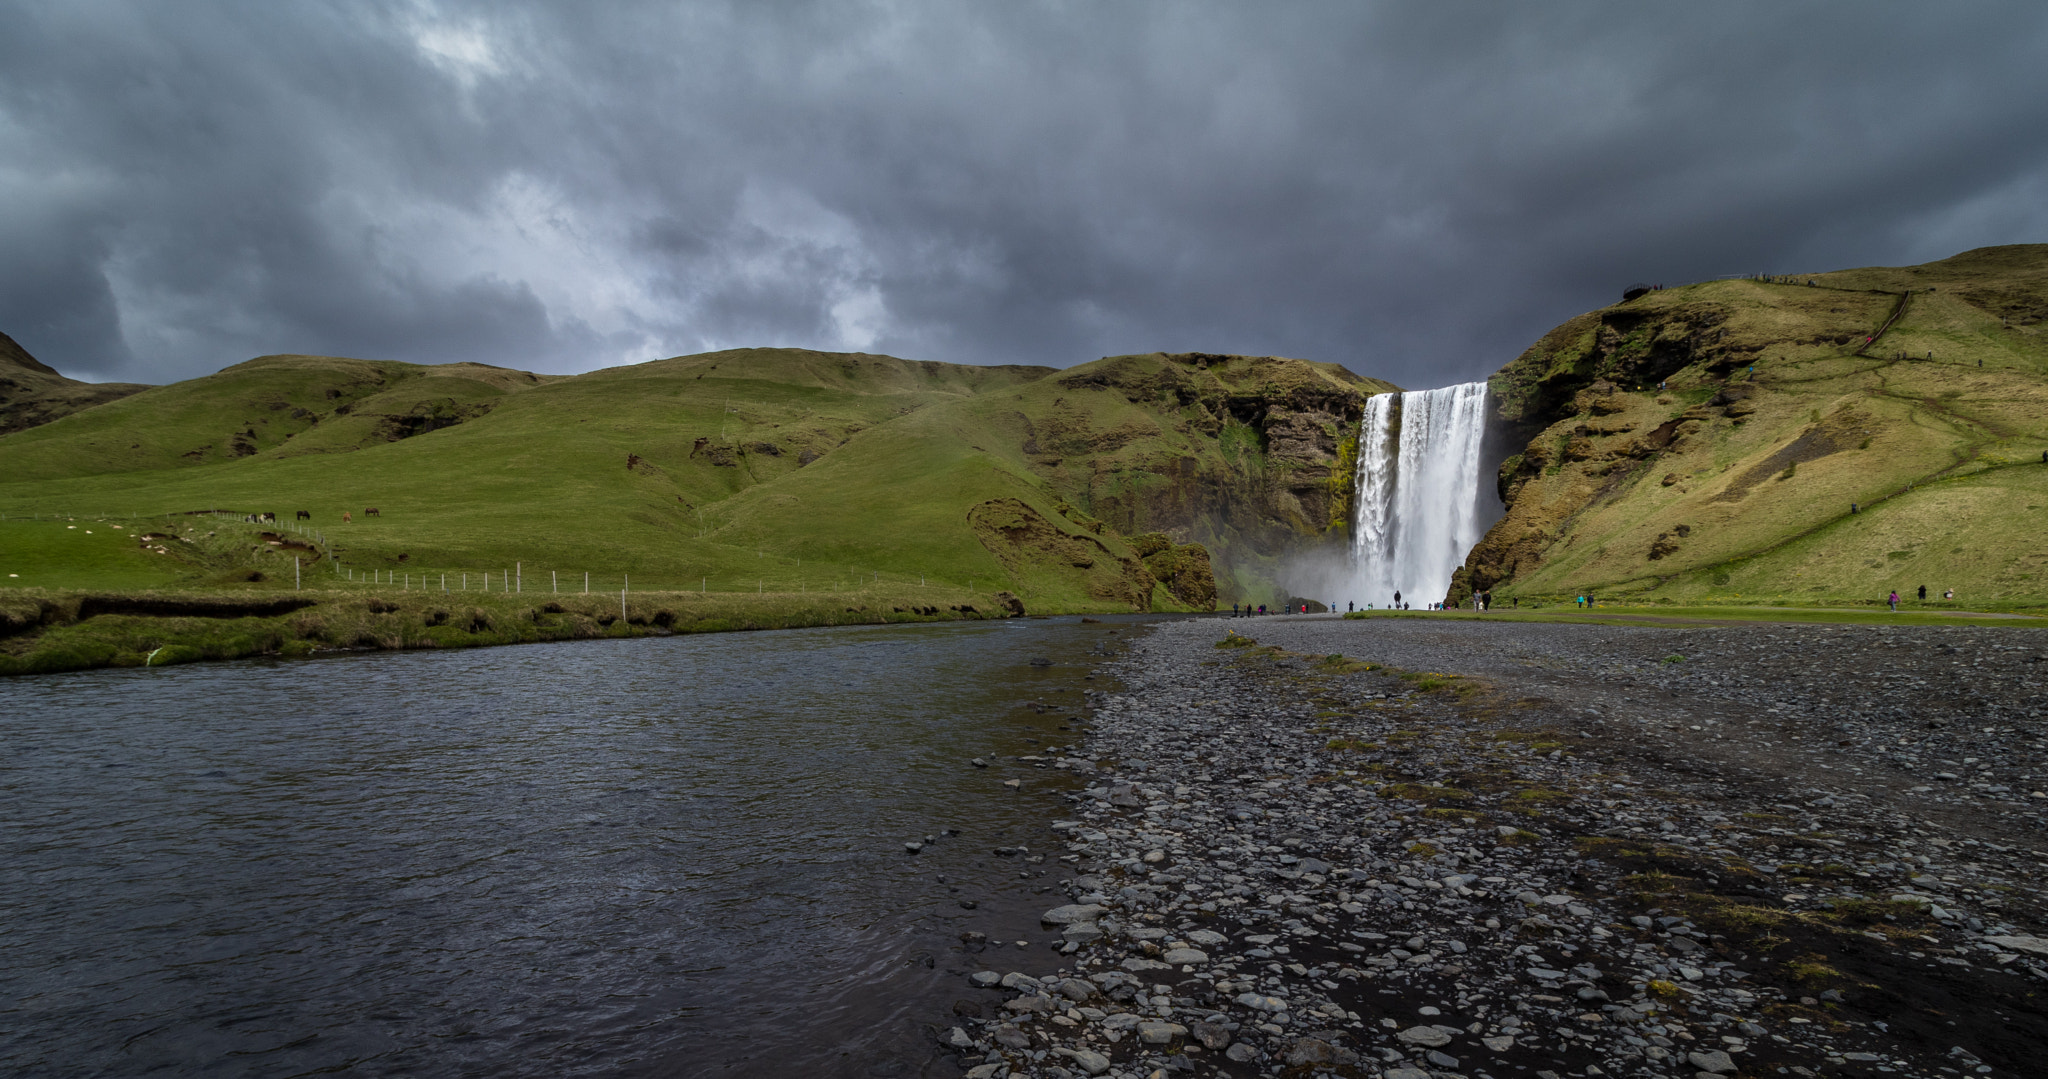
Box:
553 570 557 593
296 558 300 590
517 562 522 593
584 571 589 594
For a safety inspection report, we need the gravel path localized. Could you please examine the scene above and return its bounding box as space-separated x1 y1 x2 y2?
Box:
930 615 2048 1079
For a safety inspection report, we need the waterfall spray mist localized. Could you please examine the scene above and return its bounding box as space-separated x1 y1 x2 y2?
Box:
1349 382 1492 606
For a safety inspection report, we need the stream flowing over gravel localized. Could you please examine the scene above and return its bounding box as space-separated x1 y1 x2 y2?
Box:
926 615 2048 1079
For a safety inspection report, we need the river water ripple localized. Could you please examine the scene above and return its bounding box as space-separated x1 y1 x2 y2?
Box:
1 617 1135 1077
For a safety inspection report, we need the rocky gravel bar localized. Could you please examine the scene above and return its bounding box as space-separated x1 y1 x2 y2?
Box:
927 615 2048 1079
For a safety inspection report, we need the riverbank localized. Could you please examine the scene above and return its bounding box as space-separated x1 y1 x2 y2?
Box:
932 615 2048 1078
0 584 1013 676
1343 605 2048 629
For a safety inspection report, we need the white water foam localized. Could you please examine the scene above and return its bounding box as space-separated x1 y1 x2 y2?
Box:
1348 381 1492 606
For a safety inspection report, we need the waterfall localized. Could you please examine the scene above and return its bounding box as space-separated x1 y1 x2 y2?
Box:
1349 382 1492 606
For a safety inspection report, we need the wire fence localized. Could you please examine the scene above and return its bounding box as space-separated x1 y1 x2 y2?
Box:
1 509 989 596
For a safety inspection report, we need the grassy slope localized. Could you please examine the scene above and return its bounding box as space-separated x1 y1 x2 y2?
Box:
1471 245 2048 608
0 345 1389 615
0 584 1000 676
0 349 1056 597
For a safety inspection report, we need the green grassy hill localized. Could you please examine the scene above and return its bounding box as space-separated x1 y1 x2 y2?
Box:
0 345 1392 616
1461 243 2048 609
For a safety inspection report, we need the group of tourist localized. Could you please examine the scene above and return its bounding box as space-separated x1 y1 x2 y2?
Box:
1889 585 1957 611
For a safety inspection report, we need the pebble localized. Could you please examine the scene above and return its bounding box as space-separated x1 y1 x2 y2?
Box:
932 617 2045 1078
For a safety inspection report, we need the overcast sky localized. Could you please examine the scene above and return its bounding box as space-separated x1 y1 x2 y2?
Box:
3 2 2046 389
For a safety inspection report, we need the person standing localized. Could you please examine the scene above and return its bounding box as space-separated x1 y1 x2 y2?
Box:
1888 590 1899 612
1917 585 1927 601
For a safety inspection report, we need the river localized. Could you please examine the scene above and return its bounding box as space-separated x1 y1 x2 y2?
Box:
0 616 1149 1077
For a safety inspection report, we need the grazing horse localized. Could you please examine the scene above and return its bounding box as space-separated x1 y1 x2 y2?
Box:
295 510 311 521
365 507 380 517
342 511 353 523
258 512 276 523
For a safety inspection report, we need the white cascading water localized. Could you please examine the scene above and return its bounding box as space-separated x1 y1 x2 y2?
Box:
1349 382 1492 606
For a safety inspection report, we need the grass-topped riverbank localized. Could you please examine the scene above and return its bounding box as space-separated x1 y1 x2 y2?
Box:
1342 602 2048 628
0 584 1010 676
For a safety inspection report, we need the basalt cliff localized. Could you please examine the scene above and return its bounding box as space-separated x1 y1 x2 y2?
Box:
1455 243 2048 606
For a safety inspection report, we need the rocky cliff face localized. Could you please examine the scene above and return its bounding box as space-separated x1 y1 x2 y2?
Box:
0 331 150 435
1015 351 1397 602
1453 244 2048 607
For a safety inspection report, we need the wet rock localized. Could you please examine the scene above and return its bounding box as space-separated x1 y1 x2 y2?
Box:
1234 992 1288 1013
1054 1046 1112 1075
1189 1021 1232 1050
1688 1049 1738 1073
1396 1025 1453 1048
1138 1020 1187 1045
1041 904 1107 925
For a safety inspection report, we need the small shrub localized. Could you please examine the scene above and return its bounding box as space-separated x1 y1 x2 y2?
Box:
1215 631 1256 649
1783 953 1843 983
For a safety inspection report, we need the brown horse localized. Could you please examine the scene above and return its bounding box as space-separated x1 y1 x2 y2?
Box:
342 511 353 523
365 507 380 517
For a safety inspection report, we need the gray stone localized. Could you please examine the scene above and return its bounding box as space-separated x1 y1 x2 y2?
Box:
1055 977 1098 1001
1040 903 1107 925
964 1064 1004 1079
1054 1047 1112 1075
1396 1025 1452 1047
1161 947 1209 965
969 970 1001 987
1187 928 1229 947
1286 1038 1337 1066
1482 1034 1515 1051
1235 992 1289 1013
1189 1021 1233 1050
1426 1050 1460 1068
944 1026 974 1049
1687 1049 1738 1074
1224 1042 1261 1063
1385 1069 1431 1079
1003 993 1054 1014
999 971 1043 990
1138 1020 1187 1045
1120 957 1171 972
1986 934 2048 956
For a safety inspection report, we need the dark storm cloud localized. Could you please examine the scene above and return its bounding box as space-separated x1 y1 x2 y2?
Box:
3 1 2046 387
